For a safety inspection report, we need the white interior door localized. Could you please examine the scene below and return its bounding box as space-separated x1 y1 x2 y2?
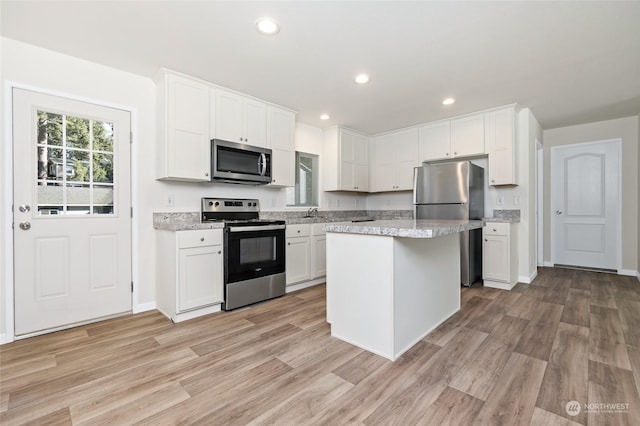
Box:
13 88 132 337
551 140 620 270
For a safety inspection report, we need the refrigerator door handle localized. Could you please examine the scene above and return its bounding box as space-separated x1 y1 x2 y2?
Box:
412 167 420 204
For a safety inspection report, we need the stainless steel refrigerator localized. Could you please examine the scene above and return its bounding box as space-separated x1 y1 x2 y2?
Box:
413 161 484 286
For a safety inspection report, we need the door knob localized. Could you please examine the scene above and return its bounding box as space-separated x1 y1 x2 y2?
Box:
556 210 563 215
19 222 31 230
19 205 31 213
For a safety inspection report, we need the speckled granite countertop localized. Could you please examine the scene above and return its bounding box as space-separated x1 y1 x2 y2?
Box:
323 219 485 239
154 210 413 230
485 209 520 223
153 213 224 231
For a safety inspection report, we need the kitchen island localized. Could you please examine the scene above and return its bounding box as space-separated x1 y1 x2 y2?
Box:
323 219 484 361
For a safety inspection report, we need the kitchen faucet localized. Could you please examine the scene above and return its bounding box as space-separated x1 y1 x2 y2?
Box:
305 207 318 218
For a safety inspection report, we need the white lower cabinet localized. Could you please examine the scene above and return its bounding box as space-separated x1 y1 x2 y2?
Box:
482 222 518 290
311 224 327 278
156 229 224 322
286 224 311 285
285 222 340 286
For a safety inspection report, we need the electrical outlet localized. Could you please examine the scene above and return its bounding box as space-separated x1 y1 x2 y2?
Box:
336 199 341 208
497 196 504 205
166 194 174 206
514 195 520 205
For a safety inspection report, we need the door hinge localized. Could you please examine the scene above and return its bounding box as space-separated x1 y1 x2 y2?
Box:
130 131 133 144
130 207 133 218
131 281 134 293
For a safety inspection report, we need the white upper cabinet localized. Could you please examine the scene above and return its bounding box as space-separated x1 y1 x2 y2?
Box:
419 113 484 162
214 88 267 147
419 121 451 161
324 126 369 192
267 106 296 187
485 106 517 186
156 70 211 182
450 113 485 157
371 128 420 192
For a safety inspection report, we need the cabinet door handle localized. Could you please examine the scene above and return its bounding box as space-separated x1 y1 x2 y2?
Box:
446 153 449 156
217 250 221 254
484 238 488 242
200 237 205 242
288 242 291 246
454 152 458 155
205 172 209 177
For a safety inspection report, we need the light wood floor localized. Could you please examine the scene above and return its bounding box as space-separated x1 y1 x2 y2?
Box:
2 267 640 425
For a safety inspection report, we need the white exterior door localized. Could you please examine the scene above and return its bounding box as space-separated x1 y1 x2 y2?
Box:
13 89 132 336
551 140 620 270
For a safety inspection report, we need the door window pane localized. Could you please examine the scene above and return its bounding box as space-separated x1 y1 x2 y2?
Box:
35 110 116 215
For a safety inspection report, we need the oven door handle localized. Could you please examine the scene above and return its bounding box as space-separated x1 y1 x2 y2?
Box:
228 224 286 232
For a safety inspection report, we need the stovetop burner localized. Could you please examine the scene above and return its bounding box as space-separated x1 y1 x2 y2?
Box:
201 197 284 227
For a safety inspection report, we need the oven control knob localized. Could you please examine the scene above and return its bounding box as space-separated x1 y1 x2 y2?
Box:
208 201 214 206
215 202 220 207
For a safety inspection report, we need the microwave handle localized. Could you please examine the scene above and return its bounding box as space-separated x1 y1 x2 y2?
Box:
259 153 267 176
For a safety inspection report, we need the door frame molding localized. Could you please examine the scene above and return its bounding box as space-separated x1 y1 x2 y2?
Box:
549 138 622 272
2 81 140 344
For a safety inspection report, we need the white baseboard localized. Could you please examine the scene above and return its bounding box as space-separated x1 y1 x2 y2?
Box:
618 269 637 277
0 333 13 345
484 279 518 291
543 261 554 267
518 269 538 284
133 301 157 314
286 278 325 293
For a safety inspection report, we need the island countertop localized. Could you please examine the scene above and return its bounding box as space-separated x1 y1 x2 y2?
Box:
323 219 484 238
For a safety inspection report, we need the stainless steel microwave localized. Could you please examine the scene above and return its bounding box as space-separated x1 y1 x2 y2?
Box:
211 139 272 184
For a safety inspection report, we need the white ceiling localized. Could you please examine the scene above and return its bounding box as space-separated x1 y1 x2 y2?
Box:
2 1 639 134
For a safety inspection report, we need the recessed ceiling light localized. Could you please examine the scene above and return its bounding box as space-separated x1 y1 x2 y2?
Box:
320 114 331 120
442 97 455 105
256 17 280 35
354 73 370 84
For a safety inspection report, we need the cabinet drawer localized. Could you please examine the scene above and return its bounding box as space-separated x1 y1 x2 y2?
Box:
286 224 310 238
311 223 327 236
178 229 223 248
484 223 509 236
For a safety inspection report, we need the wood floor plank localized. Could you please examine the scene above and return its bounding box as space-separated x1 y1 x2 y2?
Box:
506 293 541 320
362 327 488 425
513 302 564 361
588 360 640 426
23 407 72 426
589 305 631 370
74 382 191 425
465 298 508 334
488 315 529 349
626 345 640 402
331 350 391 385
536 322 589 425
542 278 571 305
473 352 547 426
616 298 640 348
246 373 353 425
561 288 591 328
449 335 513 400
591 279 618 308
308 340 442 425
530 407 583 426
416 386 484 426
1 269 639 425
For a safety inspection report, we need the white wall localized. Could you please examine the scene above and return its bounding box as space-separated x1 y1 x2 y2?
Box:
542 116 639 274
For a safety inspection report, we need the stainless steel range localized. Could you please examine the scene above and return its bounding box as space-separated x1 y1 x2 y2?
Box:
202 198 286 310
